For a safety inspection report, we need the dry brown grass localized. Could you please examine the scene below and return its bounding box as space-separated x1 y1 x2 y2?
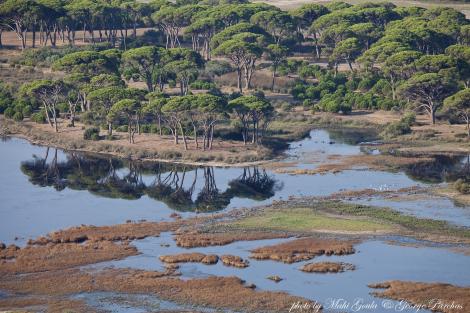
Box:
28 216 210 245
0 268 319 313
0 296 102 313
159 252 219 265
370 281 470 313
250 238 355 264
220 255 250 268
300 262 355 273
174 230 291 248
0 241 138 274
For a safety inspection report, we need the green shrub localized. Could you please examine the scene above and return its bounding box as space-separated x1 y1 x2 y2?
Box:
140 124 151 133
22 105 33 117
83 127 100 140
13 111 24 121
31 111 47 124
381 113 415 139
205 60 233 77
116 125 128 132
190 80 216 90
149 124 159 134
402 112 416 126
455 179 470 194
4 107 14 118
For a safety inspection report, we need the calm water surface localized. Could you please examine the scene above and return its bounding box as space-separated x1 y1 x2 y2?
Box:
0 130 469 312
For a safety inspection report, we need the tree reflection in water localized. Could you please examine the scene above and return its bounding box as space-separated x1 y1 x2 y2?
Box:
20 148 281 212
405 154 470 184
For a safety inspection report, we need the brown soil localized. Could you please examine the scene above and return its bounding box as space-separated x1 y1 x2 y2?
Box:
370 281 470 313
300 262 355 273
159 253 219 265
174 230 291 248
0 241 138 274
250 238 355 263
220 255 249 268
0 268 319 313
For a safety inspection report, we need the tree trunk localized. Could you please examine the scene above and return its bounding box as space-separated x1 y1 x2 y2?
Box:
193 124 198 149
313 33 320 59
271 66 276 91
179 122 188 150
108 122 113 136
209 125 214 149
53 111 58 133
32 27 36 48
158 116 162 136
237 67 243 93
43 104 53 128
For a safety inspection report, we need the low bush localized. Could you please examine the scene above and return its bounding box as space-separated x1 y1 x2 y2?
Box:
380 112 415 139
455 179 470 194
31 111 47 124
4 107 14 118
190 80 216 90
83 127 101 141
13 112 24 121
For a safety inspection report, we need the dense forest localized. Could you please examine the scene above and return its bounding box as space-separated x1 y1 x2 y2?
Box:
0 0 469 149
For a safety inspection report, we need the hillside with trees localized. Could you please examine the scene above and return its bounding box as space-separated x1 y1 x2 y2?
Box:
0 0 469 167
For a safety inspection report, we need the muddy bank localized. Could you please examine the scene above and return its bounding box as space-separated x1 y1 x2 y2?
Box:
0 268 320 313
174 230 292 248
300 262 355 273
0 241 138 274
370 281 470 313
250 238 355 263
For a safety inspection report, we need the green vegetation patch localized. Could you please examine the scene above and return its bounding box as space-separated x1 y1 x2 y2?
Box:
233 207 393 233
318 201 470 239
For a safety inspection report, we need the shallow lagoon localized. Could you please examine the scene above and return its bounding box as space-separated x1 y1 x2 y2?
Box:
0 130 469 312
1 130 468 243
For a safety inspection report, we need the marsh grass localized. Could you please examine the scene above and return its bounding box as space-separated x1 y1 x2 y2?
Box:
234 207 393 233
317 201 470 239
